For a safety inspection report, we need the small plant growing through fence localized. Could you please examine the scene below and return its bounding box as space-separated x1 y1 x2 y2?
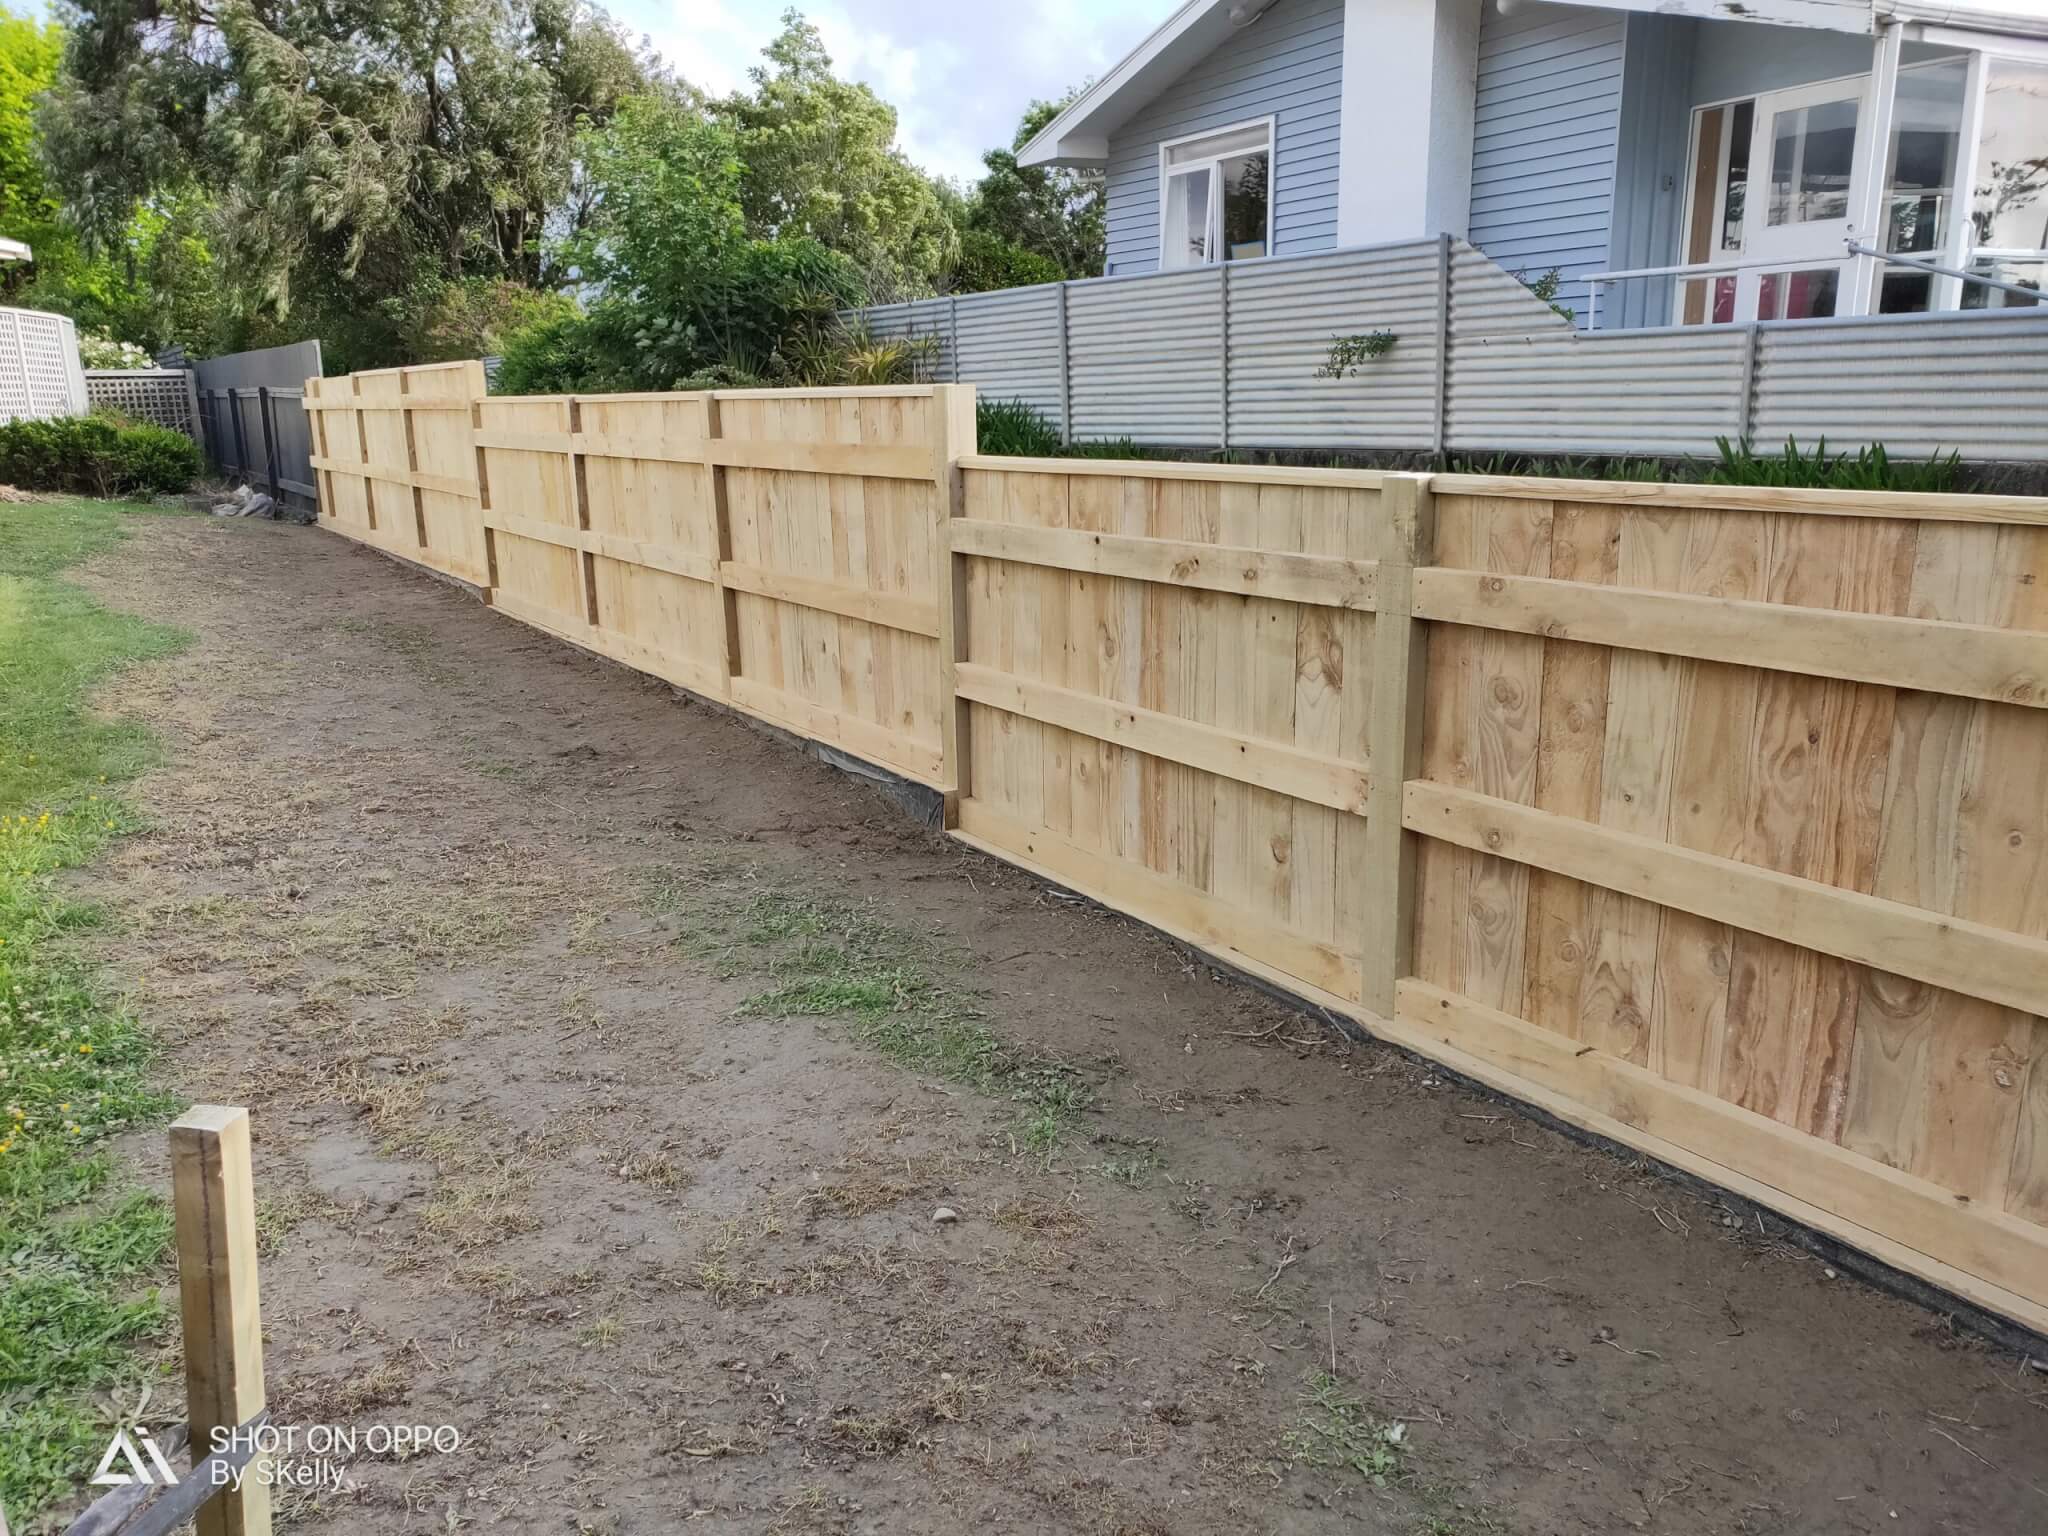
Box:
1315 330 1398 378
1516 266 1575 323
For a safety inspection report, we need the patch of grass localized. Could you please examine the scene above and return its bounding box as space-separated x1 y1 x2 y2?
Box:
1282 1371 1409 1489
649 864 1094 1149
0 497 192 1520
1090 1138 1164 1187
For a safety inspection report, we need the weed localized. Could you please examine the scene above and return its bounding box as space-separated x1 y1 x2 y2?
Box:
648 865 1094 1148
1282 1371 1409 1488
0 497 192 1519
1091 1139 1164 1186
1315 330 1399 378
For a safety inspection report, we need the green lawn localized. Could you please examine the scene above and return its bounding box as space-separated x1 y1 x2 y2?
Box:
0 498 191 1522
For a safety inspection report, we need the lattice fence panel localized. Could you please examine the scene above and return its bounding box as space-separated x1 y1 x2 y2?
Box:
0 306 85 423
86 369 199 438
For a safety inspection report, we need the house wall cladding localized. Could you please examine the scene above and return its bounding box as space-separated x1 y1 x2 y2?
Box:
1102 0 1345 276
856 239 2048 461
1466 1 1626 324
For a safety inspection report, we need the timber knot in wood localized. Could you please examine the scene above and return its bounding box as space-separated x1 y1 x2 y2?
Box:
1484 576 1506 594
1172 557 1202 581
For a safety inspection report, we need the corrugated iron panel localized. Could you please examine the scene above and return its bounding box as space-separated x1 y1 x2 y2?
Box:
954 285 1064 430
1068 269 1223 444
1751 311 2048 458
1446 243 1745 456
1448 324 1749 456
847 241 2048 463
854 299 954 381
1226 243 1441 450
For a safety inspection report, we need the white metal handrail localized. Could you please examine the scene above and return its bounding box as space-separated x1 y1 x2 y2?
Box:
1845 241 2045 303
1583 253 1861 329
1586 245 2048 328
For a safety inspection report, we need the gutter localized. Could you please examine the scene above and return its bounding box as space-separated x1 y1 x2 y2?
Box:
1874 1 2048 41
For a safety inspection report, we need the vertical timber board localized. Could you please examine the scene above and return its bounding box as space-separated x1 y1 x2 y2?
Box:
473 392 497 602
933 383 976 818
170 1105 270 1536
399 368 429 554
1363 474 1433 1018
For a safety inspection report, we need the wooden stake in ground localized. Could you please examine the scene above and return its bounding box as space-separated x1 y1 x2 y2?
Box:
170 1106 271 1536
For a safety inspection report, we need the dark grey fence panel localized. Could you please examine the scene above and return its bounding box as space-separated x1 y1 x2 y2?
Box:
193 341 324 508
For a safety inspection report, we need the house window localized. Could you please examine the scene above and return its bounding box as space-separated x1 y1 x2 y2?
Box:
1962 56 2048 310
1159 120 1273 269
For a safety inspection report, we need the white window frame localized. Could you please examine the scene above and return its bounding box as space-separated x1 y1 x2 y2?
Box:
1156 116 1276 270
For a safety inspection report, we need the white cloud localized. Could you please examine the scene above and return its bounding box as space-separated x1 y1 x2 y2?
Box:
624 0 1158 186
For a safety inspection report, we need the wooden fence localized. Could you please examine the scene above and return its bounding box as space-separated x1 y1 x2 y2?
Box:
305 372 2048 1337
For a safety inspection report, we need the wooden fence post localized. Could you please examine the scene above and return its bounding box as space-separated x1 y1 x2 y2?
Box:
705 393 741 700
170 1105 270 1536
257 387 281 500
228 393 251 488
351 376 374 532
303 381 328 520
471 383 496 601
1360 473 1436 1018
931 382 977 826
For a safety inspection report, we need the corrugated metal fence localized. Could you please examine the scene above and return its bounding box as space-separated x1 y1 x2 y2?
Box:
855 239 2048 462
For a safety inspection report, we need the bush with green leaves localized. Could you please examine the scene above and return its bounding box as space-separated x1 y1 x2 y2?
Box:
977 399 1062 457
951 230 1063 295
492 94 880 394
0 413 201 497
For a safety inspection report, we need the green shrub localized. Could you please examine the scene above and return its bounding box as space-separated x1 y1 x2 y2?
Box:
107 423 204 494
0 413 201 497
951 230 1064 295
976 398 1062 457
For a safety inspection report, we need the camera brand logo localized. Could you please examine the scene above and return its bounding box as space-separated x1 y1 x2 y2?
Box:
89 1426 180 1487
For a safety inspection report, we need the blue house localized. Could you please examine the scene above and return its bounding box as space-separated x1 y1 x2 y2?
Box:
1018 0 2048 328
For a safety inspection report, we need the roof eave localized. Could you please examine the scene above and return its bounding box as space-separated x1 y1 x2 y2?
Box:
1014 0 1243 169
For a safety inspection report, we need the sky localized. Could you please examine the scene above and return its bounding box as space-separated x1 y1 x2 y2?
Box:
611 0 1163 184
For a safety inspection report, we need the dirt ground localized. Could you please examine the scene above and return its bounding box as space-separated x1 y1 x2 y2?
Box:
56 515 2048 1534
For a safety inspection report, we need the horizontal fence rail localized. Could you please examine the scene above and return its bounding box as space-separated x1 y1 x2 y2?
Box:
852 239 2048 462
305 371 2048 1339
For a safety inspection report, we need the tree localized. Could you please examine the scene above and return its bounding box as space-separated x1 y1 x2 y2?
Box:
496 91 870 394
950 229 1062 294
0 5 214 349
715 11 956 300
38 0 660 367
0 6 61 269
962 92 1105 282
